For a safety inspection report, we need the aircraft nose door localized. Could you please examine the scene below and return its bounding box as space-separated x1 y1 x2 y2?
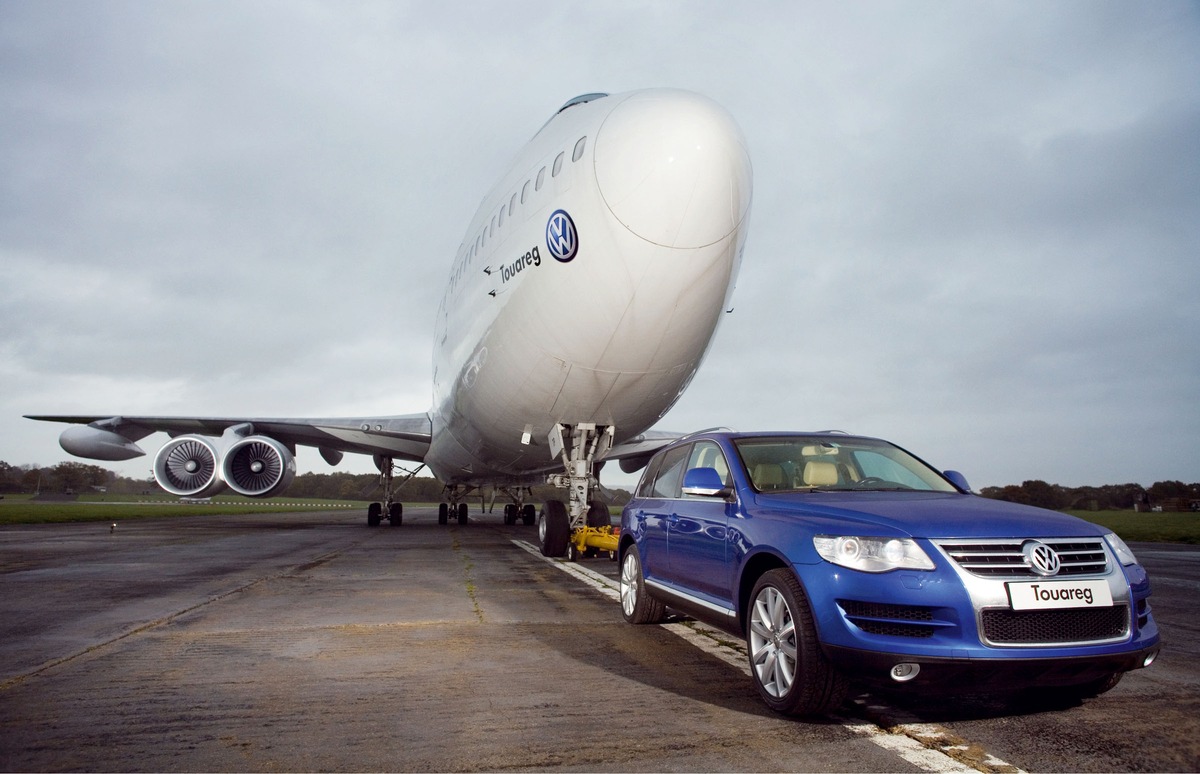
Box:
594 89 752 249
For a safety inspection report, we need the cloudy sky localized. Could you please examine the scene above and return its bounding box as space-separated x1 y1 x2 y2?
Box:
2 1 1197 491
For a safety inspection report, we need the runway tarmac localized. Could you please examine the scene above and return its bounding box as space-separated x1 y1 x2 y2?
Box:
1 507 1197 772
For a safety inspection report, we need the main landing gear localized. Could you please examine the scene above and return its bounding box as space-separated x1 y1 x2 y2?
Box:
435 485 537 527
497 486 537 526
366 457 424 527
537 423 620 561
437 485 476 526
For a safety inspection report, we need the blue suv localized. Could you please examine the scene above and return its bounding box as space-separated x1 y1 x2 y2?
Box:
617 431 1160 716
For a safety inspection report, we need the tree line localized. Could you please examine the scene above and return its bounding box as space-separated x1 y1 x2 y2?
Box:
0 460 132 495
978 479 1200 512
2 459 1196 511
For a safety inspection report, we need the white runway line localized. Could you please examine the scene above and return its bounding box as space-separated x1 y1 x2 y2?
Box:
513 539 1023 774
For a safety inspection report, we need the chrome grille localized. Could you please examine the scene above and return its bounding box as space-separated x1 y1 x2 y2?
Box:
937 538 1109 578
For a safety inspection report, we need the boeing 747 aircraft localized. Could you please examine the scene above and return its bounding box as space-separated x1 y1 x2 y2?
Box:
27 88 753 557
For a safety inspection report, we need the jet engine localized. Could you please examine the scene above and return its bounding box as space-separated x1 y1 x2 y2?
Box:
153 436 225 497
222 436 296 497
152 432 297 498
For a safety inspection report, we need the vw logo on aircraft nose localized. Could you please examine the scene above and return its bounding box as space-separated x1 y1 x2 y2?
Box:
546 209 579 263
1023 540 1062 576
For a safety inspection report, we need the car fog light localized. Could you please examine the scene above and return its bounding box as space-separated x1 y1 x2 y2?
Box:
1143 651 1158 668
890 663 920 682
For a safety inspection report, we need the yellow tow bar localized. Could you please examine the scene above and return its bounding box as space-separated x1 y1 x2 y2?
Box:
567 525 620 561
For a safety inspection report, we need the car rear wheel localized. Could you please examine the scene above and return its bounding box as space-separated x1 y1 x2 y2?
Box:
747 569 846 716
620 547 666 624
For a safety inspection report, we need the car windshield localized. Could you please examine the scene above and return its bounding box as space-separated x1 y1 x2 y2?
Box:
732 436 958 493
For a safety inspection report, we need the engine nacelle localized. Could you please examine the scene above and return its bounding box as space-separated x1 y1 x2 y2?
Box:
222 436 296 497
153 436 226 497
60 425 146 461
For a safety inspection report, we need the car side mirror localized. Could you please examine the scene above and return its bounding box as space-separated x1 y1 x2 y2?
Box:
943 470 971 492
681 467 733 498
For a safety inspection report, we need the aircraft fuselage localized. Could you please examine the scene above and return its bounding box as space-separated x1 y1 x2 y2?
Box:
426 89 753 483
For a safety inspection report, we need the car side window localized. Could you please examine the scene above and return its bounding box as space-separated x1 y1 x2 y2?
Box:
649 445 690 499
686 441 732 490
635 453 664 498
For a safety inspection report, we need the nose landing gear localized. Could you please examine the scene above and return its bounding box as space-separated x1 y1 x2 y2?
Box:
538 423 618 559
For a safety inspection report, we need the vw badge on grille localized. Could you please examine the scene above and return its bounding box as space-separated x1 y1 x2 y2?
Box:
1023 540 1062 576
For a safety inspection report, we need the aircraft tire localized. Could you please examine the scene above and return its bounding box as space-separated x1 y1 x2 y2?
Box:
388 502 403 526
503 504 515 525
522 504 536 526
586 499 610 528
438 503 448 525
538 499 569 557
367 502 382 527
457 502 468 525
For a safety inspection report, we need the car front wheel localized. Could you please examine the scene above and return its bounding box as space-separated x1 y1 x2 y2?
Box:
746 569 846 716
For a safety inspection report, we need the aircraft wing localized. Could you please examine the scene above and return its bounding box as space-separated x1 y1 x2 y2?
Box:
24 413 433 465
604 429 683 474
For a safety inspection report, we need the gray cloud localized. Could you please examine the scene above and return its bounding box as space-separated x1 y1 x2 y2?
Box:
2 0 1197 490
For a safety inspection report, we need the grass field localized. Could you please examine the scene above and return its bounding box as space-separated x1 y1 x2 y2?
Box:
1067 510 1200 545
0 495 374 525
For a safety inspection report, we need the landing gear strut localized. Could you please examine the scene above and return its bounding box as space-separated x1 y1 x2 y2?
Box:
366 457 423 527
538 423 619 558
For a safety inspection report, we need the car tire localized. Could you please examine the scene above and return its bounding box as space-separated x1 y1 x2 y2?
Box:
746 569 846 716
620 546 666 624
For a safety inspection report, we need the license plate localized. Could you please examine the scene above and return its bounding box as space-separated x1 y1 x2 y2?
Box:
1006 580 1114 610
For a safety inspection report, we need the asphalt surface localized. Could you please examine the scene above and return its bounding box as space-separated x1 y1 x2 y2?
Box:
0 507 1196 772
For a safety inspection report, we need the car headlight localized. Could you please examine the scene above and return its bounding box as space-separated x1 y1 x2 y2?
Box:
813 535 935 572
1104 532 1139 566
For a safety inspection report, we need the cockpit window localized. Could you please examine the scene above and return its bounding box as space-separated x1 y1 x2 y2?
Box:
557 93 609 114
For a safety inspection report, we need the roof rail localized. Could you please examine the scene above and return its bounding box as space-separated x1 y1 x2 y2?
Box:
678 426 737 441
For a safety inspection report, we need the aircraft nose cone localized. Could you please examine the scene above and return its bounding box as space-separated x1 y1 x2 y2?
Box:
595 90 752 249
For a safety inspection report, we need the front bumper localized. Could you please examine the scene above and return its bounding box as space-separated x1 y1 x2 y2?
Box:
823 642 1161 691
